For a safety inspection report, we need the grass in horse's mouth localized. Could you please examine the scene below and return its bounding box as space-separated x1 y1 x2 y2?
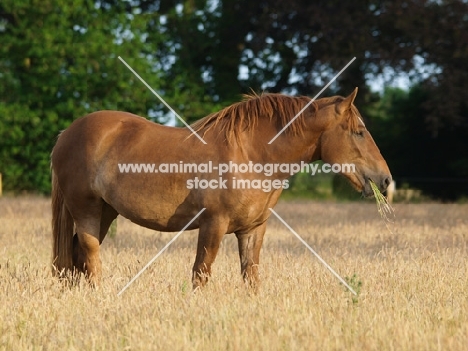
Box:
369 180 395 223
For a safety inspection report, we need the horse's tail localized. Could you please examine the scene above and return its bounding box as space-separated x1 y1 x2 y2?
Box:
51 169 74 276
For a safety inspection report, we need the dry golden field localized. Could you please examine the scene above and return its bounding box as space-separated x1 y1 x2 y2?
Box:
0 196 467 350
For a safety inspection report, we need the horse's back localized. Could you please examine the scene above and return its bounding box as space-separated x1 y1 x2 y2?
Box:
52 110 182 162
56 111 151 146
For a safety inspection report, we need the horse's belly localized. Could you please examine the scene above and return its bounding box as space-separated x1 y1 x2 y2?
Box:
116 202 201 231
126 215 200 232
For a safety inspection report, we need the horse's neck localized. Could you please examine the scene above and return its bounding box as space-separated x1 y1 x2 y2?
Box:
243 130 322 165
192 117 322 165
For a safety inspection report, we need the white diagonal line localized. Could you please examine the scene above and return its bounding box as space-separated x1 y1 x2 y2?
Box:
268 208 357 295
117 208 206 296
268 57 356 144
118 56 207 144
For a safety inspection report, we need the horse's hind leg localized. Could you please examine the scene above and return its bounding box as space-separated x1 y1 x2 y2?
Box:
73 226 102 286
74 202 117 261
235 222 267 289
70 201 105 286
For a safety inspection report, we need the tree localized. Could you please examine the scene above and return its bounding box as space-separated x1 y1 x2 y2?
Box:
367 86 468 200
0 0 166 193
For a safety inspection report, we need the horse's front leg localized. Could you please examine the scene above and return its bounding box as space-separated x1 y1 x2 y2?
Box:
192 217 228 289
235 221 267 289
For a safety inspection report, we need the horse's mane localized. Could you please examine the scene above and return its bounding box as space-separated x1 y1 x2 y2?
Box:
190 92 361 145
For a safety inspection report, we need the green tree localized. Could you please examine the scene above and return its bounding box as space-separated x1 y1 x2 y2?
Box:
0 0 166 193
367 86 468 200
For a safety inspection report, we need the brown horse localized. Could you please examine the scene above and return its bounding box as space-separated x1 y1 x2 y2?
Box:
51 88 391 288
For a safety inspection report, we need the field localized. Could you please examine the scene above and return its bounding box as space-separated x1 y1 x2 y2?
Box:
0 196 467 350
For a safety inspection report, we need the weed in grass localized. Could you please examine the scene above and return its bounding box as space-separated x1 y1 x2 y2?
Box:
345 274 362 305
180 280 189 295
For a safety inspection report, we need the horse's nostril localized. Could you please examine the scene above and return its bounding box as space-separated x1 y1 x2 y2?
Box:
383 176 392 189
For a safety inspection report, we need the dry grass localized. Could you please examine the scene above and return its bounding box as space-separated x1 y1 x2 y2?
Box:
0 196 467 350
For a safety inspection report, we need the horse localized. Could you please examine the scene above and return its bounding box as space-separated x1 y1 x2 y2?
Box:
51 88 392 288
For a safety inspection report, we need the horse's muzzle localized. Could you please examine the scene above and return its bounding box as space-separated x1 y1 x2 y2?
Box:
363 175 392 197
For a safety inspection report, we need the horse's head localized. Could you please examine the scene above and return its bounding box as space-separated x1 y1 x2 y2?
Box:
317 88 392 197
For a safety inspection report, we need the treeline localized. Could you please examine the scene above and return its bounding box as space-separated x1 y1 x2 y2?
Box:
1 0 467 200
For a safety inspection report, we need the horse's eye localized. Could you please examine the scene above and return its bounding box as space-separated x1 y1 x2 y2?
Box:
354 130 364 137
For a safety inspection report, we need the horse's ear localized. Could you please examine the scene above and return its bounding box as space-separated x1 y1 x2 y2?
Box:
337 87 358 115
